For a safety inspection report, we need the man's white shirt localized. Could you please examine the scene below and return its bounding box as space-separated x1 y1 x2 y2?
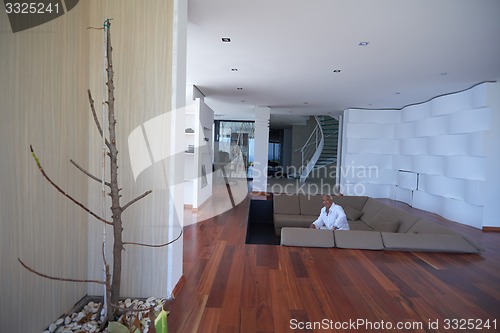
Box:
312 204 350 230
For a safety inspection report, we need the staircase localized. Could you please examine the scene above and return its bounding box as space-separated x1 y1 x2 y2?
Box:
314 116 339 169
298 116 339 182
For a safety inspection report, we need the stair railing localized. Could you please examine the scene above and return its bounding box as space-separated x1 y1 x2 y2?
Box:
296 116 324 182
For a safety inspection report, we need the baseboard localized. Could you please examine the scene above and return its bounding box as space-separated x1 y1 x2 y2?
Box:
482 226 500 232
172 275 186 299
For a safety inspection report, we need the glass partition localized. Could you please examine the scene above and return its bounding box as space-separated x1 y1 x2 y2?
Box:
214 120 255 178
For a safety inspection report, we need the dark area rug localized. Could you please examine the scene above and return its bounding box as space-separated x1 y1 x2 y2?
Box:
245 199 281 245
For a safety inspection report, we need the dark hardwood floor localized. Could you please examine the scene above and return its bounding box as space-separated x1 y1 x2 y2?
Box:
167 189 500 333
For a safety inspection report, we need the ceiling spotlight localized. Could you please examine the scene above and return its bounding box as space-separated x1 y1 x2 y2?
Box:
358 41 369 46
241 100 246 103
333 69 341 73
237 87 243 90
395 92 401 95
231 68 238 71
221 37 231 42
303 102 308 105
440 72 448 76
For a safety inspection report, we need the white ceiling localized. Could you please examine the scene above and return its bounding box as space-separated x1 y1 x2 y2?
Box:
186 0 500 128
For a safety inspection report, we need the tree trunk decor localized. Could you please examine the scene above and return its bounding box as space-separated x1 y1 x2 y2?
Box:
18 19 181 331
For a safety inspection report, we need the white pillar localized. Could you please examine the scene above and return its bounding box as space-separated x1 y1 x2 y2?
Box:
253 107 270 193
483 82 500 228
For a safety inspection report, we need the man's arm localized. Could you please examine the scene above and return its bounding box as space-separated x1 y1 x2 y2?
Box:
310 211 324 229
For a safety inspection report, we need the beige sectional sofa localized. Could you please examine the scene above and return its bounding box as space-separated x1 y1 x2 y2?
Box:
273 194 483 253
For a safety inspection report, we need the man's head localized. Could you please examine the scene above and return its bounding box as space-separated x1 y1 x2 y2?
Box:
322 194 334 209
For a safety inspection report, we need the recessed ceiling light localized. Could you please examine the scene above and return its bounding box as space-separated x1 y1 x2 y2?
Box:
231 68 238 71
440 72 448 76
333 69 341 73
241 100 245 103
358 41 369 46
237 87 243 90
395 92 401 95
221 37 231 42
303 102 308 105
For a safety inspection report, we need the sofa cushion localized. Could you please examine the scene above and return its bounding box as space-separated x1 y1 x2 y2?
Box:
332 196 369 211
396 211 421 233
407 218 457 235
273 193 300 215
360 198 385 224
334 230 384 250
372 219 400 233
298 194 324 216
344 206 364 221
406 218 484 251
381 232 480 253
347 220 374 231
281 227 335 248
274 214 315 235
365 206 401 231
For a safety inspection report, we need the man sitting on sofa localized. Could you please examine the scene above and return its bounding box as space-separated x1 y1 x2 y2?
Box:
309 194 350 231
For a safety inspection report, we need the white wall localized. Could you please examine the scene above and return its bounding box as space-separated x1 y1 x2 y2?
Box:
86 0 183 299
252 107 270 192
0 3 90 331
0 1 185 331
341 82 500 229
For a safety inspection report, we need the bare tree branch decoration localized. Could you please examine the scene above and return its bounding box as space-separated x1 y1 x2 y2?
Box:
30 145 113 226
19 20 182 330
70 159 111 186
18 258 106 285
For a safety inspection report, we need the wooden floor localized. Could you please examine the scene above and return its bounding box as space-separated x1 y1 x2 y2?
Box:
167 189 500 333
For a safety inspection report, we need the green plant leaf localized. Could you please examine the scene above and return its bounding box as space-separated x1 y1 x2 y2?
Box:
108 321 129 333
154 309 168 333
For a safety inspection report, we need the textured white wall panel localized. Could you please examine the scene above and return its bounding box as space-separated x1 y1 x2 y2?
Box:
468 132 487 157
412 190 443 215
343 154 393 170
393 155 414 172
428 134 470 156
448 107 491 134
346 123 395 138
394 121 415 139
418 174 465 200
345 138 399 154
401 103 431 122
340 165 386 184
445 156 486 180
342 183 393 197
413 156 446 175
342 83 497 229
465 180 486 206
400 137 428 155
471 83 488 108
347 109 400 123
395 187 413 205
397 171 418 190
430 89 472 116
414 116 448 137
441 198 483 229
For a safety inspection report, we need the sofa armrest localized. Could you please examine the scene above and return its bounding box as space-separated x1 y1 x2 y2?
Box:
281 227 335 248
334 230 384 250
381 232 481 253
